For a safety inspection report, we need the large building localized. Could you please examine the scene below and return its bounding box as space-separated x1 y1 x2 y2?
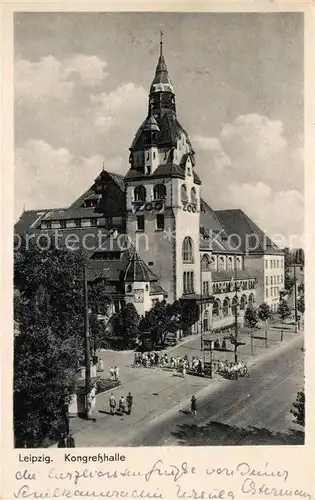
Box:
14 40 284 331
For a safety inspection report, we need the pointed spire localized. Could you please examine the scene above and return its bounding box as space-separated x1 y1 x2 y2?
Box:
160 30 163 57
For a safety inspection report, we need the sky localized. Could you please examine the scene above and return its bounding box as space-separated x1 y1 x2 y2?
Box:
14 12 304 246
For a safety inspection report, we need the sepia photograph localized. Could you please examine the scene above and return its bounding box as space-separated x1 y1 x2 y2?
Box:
13 11 305 449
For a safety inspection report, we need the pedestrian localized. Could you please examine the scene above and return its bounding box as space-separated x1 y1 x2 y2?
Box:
182 365 186 377
57 433 67 448
66 433 75 448
191 395 197 416
97 359 104 372
109 366 114 381
126 392 133 415
119 395 126 414
86 387 97 422
109 393 116 415
114 366 120 381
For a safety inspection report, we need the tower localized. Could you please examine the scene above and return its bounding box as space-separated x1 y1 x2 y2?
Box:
125 34 201 302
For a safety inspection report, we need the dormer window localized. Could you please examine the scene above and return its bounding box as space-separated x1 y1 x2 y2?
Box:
134 185 146 202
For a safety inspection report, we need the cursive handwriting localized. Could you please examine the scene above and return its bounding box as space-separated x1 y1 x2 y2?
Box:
206 462 289 483
14 484 164 499
145 460 196 483
241 478 312 500
176 484 235 500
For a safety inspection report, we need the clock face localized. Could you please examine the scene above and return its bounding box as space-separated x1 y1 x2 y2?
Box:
134 289 144 303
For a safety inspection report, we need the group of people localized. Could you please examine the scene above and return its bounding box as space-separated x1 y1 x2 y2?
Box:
216 360 249 379
109 392 133 415
133 351 203 375
57 432 75 448
109 366 120 381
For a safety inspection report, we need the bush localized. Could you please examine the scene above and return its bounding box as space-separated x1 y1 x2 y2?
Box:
290 389 305 427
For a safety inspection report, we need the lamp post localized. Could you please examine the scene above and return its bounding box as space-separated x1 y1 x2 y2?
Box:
293 251 298 333
83 264 91 415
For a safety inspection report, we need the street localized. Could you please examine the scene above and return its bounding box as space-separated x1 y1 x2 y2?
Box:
70 330 304 447
127 334 304 446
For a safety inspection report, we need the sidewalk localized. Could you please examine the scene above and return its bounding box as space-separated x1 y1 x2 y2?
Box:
63 324 303 447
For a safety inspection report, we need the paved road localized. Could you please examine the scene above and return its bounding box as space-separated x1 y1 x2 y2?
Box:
125 335 304 447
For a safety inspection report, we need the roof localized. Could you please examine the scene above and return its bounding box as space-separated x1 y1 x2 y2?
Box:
143 115 160 132
215 209 283 255
124 252 158 282
150 50 174 94
150 281 166 296
211 270 256 282
14 208 68 233
199 199 239 254
69 170 125 210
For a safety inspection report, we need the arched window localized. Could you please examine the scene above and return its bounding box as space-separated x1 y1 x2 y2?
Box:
210 257 216 271
212 300 220 318
223 298 230 317
181 184 188 202
153 184 166 200
240 295 247 310
189 272 194 293
227 257 233 271
232 296 238 316
201 254 210 271
191 187 197 204
218 256 225 271
203 310 209 331
134 185 146 202
248 293 255 308
236 257 242 270
182 237 194 263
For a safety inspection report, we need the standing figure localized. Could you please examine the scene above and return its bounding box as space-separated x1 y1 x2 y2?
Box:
57 433 67 448
191 395 197 416
109 366 115 381
109 393 116 415
66 433 75 448
126 392 133 415
114 366 120 381
119 395 126 414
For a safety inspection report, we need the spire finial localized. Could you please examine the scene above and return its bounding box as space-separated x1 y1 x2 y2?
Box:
160 30 163 56
102 161 105 172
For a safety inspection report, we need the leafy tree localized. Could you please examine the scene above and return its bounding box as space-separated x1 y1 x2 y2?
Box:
297 295 305 316
111 303 140 349
258 302 271 339
88 281 113 354
290 389 305 427
14 240 86 447
277 299 291 340
244 306 258 329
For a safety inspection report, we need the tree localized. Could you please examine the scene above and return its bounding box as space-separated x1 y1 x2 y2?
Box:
290 389 305 427
277 299 291 341
258 303 271 340
297 295 305 316
244 306 258 329
88 281 113 354
14 240 86 447
112 303 140 349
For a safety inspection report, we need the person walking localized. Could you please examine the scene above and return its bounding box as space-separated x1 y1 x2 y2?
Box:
126 392 133 415
191 395 197 416
109 393 116 415
119 395 126 414
114 366 120 381
109 366 114 381
57 433 67 448
66 433 75 448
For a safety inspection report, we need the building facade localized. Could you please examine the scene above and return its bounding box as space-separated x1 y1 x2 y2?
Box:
15 40 285 331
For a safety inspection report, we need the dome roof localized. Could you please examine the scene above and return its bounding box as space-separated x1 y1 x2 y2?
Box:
124 252 157 282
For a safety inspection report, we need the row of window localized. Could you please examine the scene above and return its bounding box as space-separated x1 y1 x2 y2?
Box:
212 280 255 294
201 253 243 272
265 259 283 269
40 216 124 230
265 287 281 298
266 275 283 285
133 184 197 204
212 294 255 317
136 214 164 231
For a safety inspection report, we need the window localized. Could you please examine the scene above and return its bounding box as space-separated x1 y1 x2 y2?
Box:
236 257 242 270
137 215 145 232
227 257 233 271
81 219 91 228
213 300 220 317
266 276 269 285
270 276 273 285
51 220 61 229
203 281 209 296
281 275 283 284
271 288 274 297
66 219 76 228
210 257 216 271
240 295 246 310
265 260 268 269
201 254 211 271
127 285 132 292
156 214 164 230
182 237 194 263
183 272 194 294
218 256 225 271
181 184 188 202
134 185 146 202
153 184 166 200
223 298 230 317
91 251 121 260
243 281 248 290
153 152 156 159
232 296 238 316
41 220 51 229
270 260 273 269
191 187 197 204
281 260 284 268
74 219 81 228
203 310 209 331
266 289 268 298
248 294 255 307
